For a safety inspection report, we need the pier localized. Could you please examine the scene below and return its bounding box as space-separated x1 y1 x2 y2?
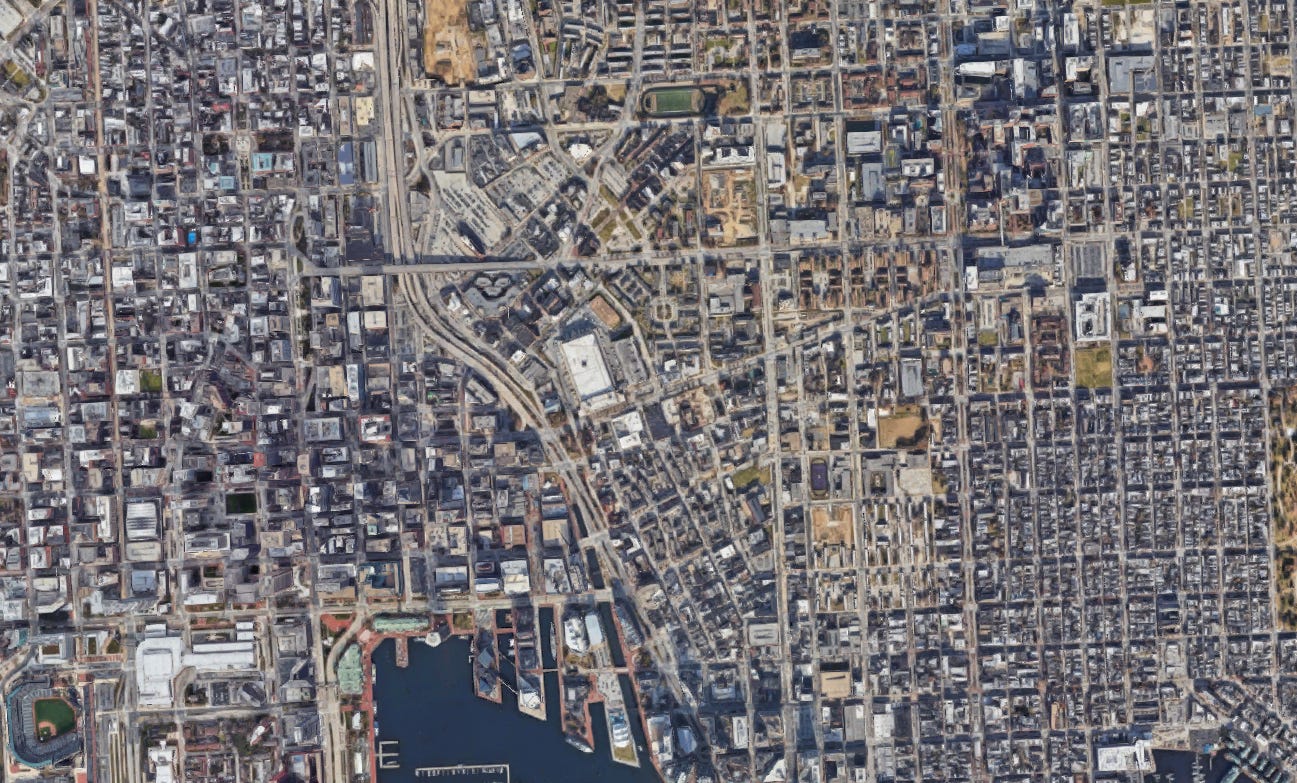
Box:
377 741 400 770
516 670 545 721
396 637 409 668
369 636 661 783
413 763 510 782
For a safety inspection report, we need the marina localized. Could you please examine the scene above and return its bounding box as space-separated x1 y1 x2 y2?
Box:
370 636 659 783
1150 749 1256 783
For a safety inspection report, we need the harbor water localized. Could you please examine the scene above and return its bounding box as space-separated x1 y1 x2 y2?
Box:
372 636 660 783
1150 749 1256 783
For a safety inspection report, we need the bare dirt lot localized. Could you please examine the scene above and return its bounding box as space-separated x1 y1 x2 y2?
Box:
423 0 476 84
703 169 758 246
1270 388 1297 628
811 506 854 548
877 404 927 449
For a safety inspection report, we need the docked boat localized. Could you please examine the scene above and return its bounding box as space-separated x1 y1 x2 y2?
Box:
610 712 633 747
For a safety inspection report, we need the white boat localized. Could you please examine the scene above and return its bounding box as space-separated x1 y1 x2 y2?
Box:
610 713 632 747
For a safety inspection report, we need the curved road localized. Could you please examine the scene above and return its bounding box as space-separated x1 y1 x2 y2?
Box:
395 273 694 701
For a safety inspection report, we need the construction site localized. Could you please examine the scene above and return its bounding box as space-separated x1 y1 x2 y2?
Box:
702 168 758 247
423 0 477 84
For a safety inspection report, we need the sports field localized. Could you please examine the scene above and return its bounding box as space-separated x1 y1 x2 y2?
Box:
641 86 702 116
33 697 75 741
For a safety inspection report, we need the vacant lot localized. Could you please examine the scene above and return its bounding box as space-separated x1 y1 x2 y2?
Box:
423 0 475 84
877 405 926 449
140 369 163 392
1075 344 1112 388
716 79 750 115
730 463 768 490
1270 388 1297 628
811 506 854 548
703 169 758 246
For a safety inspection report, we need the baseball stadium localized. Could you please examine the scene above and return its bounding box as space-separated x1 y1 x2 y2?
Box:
4 677 82 769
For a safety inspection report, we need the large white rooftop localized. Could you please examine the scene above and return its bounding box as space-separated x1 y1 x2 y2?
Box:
560 333 614 402
135 635 257 708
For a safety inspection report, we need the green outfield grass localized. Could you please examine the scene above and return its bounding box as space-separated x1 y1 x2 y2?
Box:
33 698 76 740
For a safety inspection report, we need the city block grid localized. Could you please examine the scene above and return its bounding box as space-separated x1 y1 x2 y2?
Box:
0 0 1296 780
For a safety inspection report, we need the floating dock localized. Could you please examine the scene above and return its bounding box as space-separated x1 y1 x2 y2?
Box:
414 763 510 781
